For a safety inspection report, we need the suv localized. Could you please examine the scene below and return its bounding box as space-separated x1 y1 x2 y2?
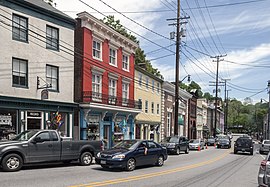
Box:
234 136 253 155
259 140 270 154
161 136 189 155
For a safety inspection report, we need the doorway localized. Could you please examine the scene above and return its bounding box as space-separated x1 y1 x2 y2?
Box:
27 119 41 130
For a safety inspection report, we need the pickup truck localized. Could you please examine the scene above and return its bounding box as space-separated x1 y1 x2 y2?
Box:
0 130 104 172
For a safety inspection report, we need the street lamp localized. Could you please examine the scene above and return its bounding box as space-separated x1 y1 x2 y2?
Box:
180 75 191 83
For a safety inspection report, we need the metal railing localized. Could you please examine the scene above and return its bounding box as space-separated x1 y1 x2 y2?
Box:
83 91 142 109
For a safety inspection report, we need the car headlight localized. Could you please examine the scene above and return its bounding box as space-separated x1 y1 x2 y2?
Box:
112 154 125 159
97 152 101 158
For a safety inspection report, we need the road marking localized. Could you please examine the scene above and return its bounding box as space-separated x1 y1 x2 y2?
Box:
70 150 231 187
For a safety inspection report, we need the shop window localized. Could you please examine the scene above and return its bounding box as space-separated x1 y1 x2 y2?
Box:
50 112 66 136
12 58 28 88
87 115 100 140
0 110 17 140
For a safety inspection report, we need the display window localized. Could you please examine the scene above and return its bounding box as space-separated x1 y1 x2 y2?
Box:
0 110 17 140
50 112 67 136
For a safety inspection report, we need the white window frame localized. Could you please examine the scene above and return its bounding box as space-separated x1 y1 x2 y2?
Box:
122 54 129 71
122 83 129 106
93 39 102 61
109 79 117 104
109 47 117 67
92 74 102 102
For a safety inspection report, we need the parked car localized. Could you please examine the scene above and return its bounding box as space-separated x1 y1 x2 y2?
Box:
189 139 204 150
234 136 253 155
260 140 270 155
160 136 189 155
0 130 104 172
258 152 270 186
216 138 231 149
207 138 216 146
95 140 168 171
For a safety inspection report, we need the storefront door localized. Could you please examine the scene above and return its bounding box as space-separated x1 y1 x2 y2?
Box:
103 125 111 149
27 119 41 130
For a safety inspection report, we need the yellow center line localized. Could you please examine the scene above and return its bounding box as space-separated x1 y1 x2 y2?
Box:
70 149 231 187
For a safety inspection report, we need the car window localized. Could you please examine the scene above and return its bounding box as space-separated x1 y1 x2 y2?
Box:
36 132 50 141
148 141 157 149
138 141 148 148
51 132 59 141
264 140 270 144
169 137 179 143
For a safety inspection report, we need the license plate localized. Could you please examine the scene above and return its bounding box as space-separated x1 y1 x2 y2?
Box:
101 160 106 164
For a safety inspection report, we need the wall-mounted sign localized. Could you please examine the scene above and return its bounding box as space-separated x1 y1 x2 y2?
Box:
27 112 41 118
0 115 12 126
41 89 49 100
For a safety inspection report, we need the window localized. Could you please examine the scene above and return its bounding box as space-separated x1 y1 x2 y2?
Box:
148 141 157 149
157 104 160 114
151 102 154 114
36 132 50 141
109 48 117 66
157 82 160 94
109 79 117 104
51 132 59 141
139 74 142 87
122 54 129 71
12 14 28 42
46 25 59 50
146 77 149 90
46 65 59 91
167 112 171 137
92 74 102 101
122 83 129 106
12 58 28 87
138 98 142 109
152 80 154 92
93 40 101 60
145 100 148 113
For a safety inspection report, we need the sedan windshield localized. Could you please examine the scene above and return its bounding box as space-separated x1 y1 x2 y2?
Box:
169 137 179 143
190 139 199 143
113 140 139 150
12 130 39 141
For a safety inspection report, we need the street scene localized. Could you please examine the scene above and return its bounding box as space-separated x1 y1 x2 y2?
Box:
1 0 270 186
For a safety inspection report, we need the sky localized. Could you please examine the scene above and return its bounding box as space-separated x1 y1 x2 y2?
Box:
54 0 270 103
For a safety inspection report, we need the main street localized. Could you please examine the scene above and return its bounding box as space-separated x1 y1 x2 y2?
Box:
0 141 263 187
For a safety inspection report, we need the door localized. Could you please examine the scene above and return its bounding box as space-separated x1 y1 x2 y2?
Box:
27 131 54 163
134 141 150 166
27 119 41 130
147 141 159 164
104 125 111 149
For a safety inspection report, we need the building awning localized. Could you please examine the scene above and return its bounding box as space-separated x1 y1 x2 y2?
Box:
178 115 184 125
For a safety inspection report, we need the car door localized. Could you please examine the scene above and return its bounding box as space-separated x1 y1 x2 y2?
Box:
147 141 159 164
27 131 54 163
50 131 61 161
179 137 185 151
134 141 150 166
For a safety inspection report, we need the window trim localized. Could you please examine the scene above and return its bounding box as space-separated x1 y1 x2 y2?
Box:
46 64 59 92
12 14 28 43
92 73 102 102
122 82 129 106
122 53 129 72
93 39 102 61
109 47 117 67
12 57 28 88
46 25 59 51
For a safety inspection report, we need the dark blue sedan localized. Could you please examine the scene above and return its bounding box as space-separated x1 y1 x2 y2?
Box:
95 140 168 171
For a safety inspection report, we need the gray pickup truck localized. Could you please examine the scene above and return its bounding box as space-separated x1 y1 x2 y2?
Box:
0 130 104 172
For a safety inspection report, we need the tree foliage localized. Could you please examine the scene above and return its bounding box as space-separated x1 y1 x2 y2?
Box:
102 15 163 79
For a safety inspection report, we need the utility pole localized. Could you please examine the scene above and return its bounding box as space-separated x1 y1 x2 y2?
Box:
226 89 231 134
211 55 226 137
268 81 270 139
223 79 230 134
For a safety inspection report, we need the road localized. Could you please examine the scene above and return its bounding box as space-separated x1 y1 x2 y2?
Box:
0 142 264 187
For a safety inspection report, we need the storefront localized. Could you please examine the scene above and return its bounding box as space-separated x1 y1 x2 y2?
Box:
0 96 77 139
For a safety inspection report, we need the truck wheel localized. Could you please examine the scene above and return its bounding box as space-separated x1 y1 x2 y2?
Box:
80 152 93 166
2 154 23 172
176 147 180 155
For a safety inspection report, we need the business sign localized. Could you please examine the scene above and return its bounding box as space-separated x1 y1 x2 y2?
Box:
41 89 49 100
27 112 41 117
0 115 12 126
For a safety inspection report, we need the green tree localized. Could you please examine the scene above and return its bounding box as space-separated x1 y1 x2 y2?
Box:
203 92 214 100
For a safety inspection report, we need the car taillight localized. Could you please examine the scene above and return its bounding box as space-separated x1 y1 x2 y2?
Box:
261 160 267 171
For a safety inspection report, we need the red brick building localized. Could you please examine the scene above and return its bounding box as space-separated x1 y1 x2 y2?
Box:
74 12 141 147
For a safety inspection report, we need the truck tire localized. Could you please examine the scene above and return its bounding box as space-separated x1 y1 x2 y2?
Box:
1 153 23 172
176 147 180 155
80 152 93 166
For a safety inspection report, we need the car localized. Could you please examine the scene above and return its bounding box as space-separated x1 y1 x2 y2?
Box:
207 138 216 146
234 136 254 155
260 140 270 155
258 153 270 186
189 139 204 150
95 140 168 171
160 136 189 155
216 138 231 149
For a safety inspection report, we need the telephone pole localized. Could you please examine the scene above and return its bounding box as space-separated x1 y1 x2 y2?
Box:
211 55 226 137
223 79 230 134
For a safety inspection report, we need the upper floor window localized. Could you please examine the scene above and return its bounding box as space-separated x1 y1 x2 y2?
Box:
46 65 59 91
146 77 149 90
122 83 129 106
139 74 142 87
93 40 101 60
12 58 28 88
152 80 155 92
157 103 160 114
46 25 59 50
12 14 28 42
109 48 117 66
92 74 102 101
122 54 129 71
145 100 148 113
157 82 160 94
151 102 154 114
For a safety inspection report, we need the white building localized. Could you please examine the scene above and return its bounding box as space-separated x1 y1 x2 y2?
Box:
0 0 76 139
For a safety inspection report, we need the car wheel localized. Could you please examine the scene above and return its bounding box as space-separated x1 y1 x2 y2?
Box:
260 150 263 154
234 150 237 154
2 154 23 172
156 155 164 167
126 158 136 171
185 147 189 154
80 152 93 166
176 147 180 155
250 150 253 155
